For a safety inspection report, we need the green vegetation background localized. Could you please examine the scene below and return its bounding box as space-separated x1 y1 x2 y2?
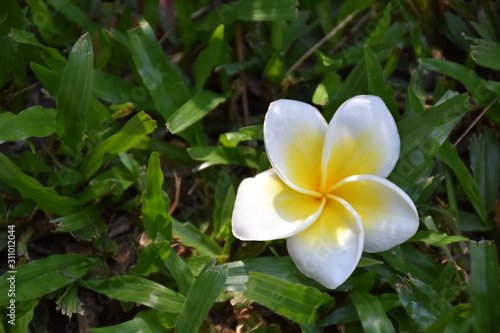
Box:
0 0 499 332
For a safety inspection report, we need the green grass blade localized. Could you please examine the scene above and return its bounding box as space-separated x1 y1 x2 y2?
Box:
437 141 488 222
142 152 171 241
350 292 395 333
390 93 470 196
469 129 500 213
81 275 185 313
174 260 227 333
409 230 468 247
0 106 55 143
172 220 222 256
364 45 398 119
46 0 99 34
79 111 157 181
323 58 368 121
243 272 333 325
126 20 191 120
470 37 500 71
167 90 227 134
56 33 94 154
470 240 500 333
165 245 195 296
215 0 298 23
226 256 322 292
0 254 99 305
88 309 175 332
193 24 225 91
396 277 455 330
421 58 500 123
0 153 80 216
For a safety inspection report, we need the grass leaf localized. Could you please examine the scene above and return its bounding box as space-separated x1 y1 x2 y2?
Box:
470 240 500 332
243 272 333 325
0 106 55 143
81 275 185 313
0 153 80 216
0 254 99 305
174 260 227 332
56 33 94 153
142 152 171 241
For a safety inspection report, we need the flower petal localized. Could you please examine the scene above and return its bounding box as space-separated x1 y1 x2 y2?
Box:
232 169 325 241
286 197 364 289
265 99 327 195
322 95 400 190
333 175 419 253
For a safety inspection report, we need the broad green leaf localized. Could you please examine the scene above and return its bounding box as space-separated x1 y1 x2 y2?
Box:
56 33 94 154
142 152 171 241
421 58 500 123
81 275 185 313
213 0 298 24
470 241 500 333
126 20 191 120
173 220 222 256
226 256 322 292
350 292 395 333
243 272 333 325
469 129 500 213
175 260 227 332
193 24 226 91
409 231 468 247
88 309 175 333
0 153 79 216
0 254 99 305
437 141 488 222
0 106 55 143
79 111 157 181
167 90 227 134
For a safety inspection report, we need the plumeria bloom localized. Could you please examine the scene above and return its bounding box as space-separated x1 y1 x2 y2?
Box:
232 95 419 289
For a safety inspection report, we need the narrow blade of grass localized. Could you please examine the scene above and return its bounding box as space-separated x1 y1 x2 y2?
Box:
79 111 157 181
142 152 171 241
470 240 500 333
350 292 395 333
166 90 227 134
0 106 55 143
0 153 80 216
243 272 333 325
56 33 94 154
174 260 227 332
0 254 99 305
81 275 185 313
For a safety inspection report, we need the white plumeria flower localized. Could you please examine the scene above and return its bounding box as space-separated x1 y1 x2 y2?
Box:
232 95 419 289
